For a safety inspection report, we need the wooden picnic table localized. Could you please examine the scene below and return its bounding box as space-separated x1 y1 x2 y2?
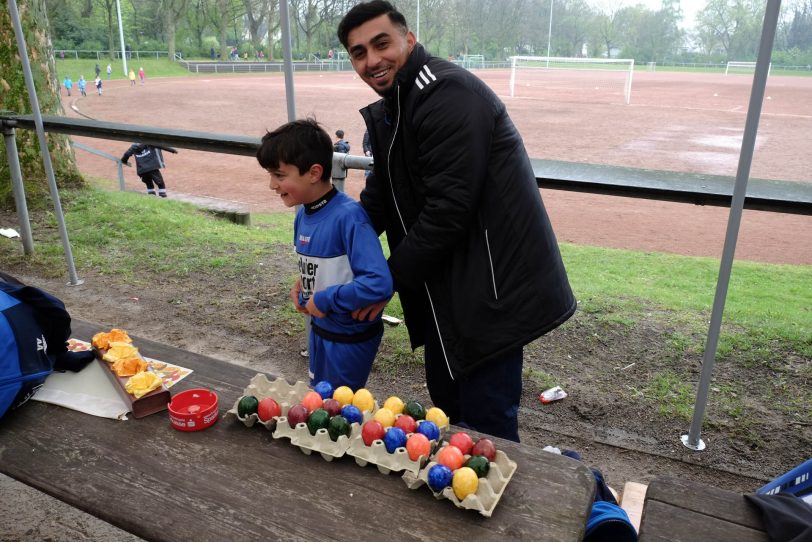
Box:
638 477 768 542
0 320 596 541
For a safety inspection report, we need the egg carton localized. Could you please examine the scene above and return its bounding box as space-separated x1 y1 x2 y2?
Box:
271 417 362 461
345 434 437 476
402 446 518 517
225 373 310 431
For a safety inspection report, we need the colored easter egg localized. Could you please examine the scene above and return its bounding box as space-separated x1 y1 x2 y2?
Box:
416 420 440 441
257 397 281 421
327 415 351 442
341 404 363 425
427 464 453 493
306 408 330 436
425 407 449 428
333 386 354 406
383 426 407 453
286 403 308 428
237 395 259 418
383 396 404 415
436 444 465 471
322 398 341 417
452 467 479 500
406 433 431 461
448 432 474 455
372 407 396 428
403 400 426 420
393 414 417 434
471 438 497 462
361 420 385 446
352 388 375 412
465 455 490 478
313 380 334 400
301 391 324 413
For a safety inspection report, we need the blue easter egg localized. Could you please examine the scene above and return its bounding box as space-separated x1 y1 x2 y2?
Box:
427 464 454 492
416 420 440 441
314 380 334 400
341 404 363 425
383 426 407 453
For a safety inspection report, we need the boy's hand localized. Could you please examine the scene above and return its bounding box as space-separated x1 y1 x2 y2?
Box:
290 279 307 314
352 299 389 321
305 296 326 318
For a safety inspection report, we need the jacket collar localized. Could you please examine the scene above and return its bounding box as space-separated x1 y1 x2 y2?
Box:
384 43 430 109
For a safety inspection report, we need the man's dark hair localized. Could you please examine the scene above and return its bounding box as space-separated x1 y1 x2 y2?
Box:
256 118 333 181
337 0 409 49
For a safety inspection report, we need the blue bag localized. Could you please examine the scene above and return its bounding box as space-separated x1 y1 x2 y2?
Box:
0 273 91 419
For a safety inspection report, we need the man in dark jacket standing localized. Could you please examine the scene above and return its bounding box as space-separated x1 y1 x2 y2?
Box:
121 143 178 197
337 1 576 441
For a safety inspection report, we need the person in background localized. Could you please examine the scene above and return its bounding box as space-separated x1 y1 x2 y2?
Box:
138 66 145 84
362 129 372 178
333 130 350 153
336 1 575 442
94 76 103 95
128 69 136 86
106 63 112 79
256 119 392 390
77 75 87 97
62 76 73 96
121 142 178 198
94 63 100 78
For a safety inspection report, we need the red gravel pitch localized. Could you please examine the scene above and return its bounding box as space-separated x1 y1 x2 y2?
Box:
64 68 812 265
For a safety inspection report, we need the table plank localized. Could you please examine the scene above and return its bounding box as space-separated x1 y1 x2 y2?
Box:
639 477 768 542
0 320 596 541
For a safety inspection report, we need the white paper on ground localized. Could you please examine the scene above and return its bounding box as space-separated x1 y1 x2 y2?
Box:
32 360 129 420
0 228 21 238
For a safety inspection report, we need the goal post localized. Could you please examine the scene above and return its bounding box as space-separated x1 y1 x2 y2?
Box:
459 54 485 69
725 60 771 76
509 56 635 104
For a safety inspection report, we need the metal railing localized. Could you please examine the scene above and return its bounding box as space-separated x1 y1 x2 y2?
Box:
55 49 172 60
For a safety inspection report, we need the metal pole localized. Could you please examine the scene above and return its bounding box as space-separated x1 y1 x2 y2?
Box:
2 125 35 254
682 0 780 451
116 0 128 76
416 0 420 43
546 0 553 67
279 0 297 122
7 0 83 285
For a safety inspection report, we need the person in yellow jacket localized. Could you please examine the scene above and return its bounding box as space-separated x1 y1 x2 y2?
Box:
128 69 136 86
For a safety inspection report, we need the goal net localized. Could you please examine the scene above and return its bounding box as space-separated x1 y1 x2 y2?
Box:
725 61 771 76
458 54 485 70
509 56 635 104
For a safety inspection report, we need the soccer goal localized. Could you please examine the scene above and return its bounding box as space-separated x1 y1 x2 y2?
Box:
509 56 635 105
459 54 485 70
725 61 771 76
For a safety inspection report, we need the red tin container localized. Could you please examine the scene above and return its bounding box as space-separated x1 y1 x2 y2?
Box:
169 388 219 431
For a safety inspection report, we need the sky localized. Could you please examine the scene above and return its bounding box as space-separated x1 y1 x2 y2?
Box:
589 0 703 32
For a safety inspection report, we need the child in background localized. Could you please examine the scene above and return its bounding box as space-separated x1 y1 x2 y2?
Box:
94 76 103 95
121 142 178 197
77 75 87 96
333 129 350 154
256 119 392 390
128 69 136 86
62 76 72 96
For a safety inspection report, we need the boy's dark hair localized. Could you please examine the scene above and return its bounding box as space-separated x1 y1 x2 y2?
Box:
256 118 333 181
335 129 344 138
337 1 409 49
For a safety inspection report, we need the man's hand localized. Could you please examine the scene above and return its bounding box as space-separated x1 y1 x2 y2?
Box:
352 299 389 321
290 278 307 314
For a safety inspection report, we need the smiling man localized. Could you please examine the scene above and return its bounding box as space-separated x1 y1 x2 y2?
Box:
337 1 576 442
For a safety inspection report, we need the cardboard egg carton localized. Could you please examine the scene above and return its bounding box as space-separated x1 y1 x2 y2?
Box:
346 435 432 476
272 417 361 461
226 373 310 431
402 446 518 517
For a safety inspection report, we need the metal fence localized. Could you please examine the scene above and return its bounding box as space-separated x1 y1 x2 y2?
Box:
55 50 172 61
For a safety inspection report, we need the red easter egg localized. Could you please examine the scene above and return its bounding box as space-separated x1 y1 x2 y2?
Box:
393 414 417 434
406 433 431 461
436 444 465 471
361 420 385 446
301 391 324 413
448 432 474 455
257 397 281 421
286 404 309 428
471 437 497 462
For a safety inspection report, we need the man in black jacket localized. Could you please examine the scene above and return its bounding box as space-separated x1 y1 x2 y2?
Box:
337 1 576 441
121 143 178 197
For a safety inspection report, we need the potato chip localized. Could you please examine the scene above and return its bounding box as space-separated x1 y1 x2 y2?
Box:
111 356 147 377
125 371 162 398
92 328 132 350
102 343 140 363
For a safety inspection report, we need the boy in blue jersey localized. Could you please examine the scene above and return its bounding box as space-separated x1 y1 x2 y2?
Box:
256 119 393 390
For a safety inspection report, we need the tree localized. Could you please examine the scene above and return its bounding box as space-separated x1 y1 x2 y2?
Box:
696 0 763 60
786 0 812 51
1 0 83 209
162 0 189 60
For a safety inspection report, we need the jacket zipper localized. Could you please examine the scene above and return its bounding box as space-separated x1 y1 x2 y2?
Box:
485 229 499 300
0 368 52 388
387 83 455 381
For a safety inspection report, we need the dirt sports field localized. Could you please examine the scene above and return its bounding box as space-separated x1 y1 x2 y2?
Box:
66 68 812 265
2 67 810 541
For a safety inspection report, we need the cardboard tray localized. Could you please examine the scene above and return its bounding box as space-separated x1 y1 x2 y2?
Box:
94 350 170 419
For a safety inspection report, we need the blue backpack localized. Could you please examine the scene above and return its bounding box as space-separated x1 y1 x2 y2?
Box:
0 274 91 419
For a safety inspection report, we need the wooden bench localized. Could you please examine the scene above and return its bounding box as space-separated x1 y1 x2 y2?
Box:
638 477 768 541
0 319 597 541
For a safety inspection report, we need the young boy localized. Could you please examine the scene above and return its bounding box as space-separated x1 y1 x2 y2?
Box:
121 143 178 197
256 119 392 390
333 129 350 154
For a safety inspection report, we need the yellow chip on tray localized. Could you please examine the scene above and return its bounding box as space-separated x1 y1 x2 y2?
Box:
102 342 140 363
111 356 148 377
125 371 162 398
92 328 132 350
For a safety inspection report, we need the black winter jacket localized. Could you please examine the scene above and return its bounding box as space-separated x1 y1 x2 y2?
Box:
121 144 177 176
360 44 576 378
